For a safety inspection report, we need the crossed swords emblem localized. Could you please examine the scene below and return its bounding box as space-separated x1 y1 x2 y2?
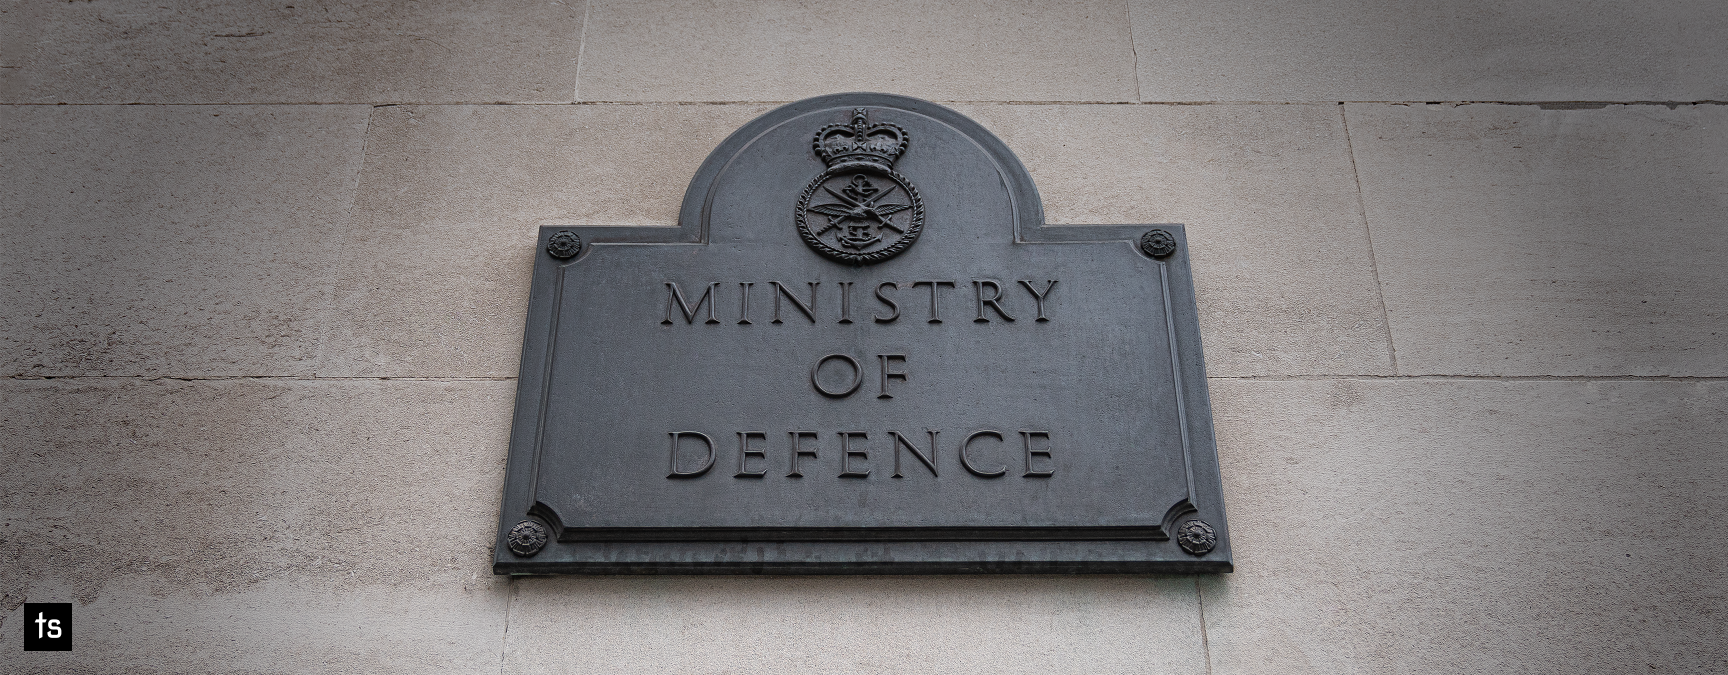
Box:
807 174 912 250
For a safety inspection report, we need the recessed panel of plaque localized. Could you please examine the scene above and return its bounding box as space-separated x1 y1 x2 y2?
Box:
494 93 1232 573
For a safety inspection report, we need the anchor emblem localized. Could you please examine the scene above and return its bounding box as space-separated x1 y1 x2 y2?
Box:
807 174 912 250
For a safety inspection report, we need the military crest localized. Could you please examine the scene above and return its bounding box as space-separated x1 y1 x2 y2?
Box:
795 108 925 264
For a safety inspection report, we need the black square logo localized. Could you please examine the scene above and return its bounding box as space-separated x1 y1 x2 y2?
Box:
23 603 71 651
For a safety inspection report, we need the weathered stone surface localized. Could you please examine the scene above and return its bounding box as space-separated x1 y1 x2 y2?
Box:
0 0 583 104
1130 0 1728 102
0 105 369 377
3 581 508 675
0 377 513 673
1203 378 1728 673
0 0 1719 672
323 103 770 377
577 0 1138 102
1348 103 1728 376
504 575 1206 674
956 103 1393 377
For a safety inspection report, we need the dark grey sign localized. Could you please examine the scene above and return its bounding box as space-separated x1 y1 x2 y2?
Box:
493 93 1231 574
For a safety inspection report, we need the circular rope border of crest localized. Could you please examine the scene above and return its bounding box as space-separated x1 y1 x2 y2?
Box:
795 165 925 265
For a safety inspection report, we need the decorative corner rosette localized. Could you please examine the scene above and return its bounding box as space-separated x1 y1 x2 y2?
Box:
547 230 583 259
1139 229 1177 259
795 108 925 265
1176 519 1217 556
507 519 549 557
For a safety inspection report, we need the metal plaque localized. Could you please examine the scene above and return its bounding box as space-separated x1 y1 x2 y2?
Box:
493 93 1231 574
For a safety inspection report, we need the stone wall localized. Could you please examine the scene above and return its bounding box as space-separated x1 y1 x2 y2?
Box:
3 1 1725 672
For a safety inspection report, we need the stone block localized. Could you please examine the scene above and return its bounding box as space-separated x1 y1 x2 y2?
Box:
0 105 369 377
3 581 509 675
1130 0 1728 102
325 103 771 377
956 103 1393 377
1348 103 1728 376
0 0 583 104
0 378 514 673
503 575 1205 674
577 0 1138 102
1203 378 1728 673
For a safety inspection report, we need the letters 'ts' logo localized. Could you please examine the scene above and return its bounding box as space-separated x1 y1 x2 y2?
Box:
795 108 925 265
23 602 71 651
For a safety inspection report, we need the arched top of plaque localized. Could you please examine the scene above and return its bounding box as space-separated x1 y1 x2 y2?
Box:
683 93 1044 260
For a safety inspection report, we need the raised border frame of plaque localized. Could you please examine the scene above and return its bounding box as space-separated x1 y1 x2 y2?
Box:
493 93 1231 574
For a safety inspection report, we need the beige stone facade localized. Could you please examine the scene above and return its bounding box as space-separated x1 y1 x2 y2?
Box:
3 1 1725 672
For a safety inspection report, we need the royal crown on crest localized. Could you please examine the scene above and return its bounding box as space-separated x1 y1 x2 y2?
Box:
813 108 909 170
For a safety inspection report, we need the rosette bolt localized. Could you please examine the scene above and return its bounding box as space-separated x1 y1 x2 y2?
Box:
547 230 583 259
507 519 550 557
1176 519 1217 556
1139 229 1177 258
